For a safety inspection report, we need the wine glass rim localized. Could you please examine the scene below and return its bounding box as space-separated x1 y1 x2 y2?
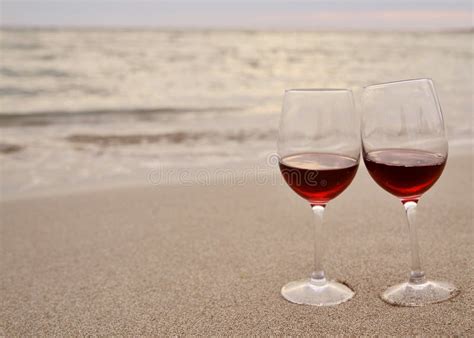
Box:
363 78 433 89
285 88 351 92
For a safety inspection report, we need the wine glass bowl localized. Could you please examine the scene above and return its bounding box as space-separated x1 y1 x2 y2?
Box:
361 78 459 306
279 153 359 205
277 89 360 306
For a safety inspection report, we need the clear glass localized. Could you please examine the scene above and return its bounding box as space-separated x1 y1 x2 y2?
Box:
277 89 360 306
361 78 459 306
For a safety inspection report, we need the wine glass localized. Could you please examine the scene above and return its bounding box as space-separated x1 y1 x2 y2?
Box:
361 78 460 306
277 89 360 306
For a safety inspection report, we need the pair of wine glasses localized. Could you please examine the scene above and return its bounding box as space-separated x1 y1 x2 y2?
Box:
277 78 459 307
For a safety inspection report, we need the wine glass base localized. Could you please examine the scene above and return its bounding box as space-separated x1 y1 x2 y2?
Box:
281 278 355 306
381 280 460 307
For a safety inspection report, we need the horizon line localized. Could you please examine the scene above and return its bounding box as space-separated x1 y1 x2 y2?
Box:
1 24 473 34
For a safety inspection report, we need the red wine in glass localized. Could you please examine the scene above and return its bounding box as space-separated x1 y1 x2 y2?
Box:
364 149 446 202
277 88 359 306
361 78 458 306
279 153 359 205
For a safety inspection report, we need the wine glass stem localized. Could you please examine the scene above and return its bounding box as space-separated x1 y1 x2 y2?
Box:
311 204 327 284
403 200 426 284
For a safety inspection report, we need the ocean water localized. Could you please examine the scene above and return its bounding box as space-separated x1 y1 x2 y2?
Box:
0 29 472 196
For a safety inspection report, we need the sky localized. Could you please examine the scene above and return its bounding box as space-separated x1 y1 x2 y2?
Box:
1 0 472 30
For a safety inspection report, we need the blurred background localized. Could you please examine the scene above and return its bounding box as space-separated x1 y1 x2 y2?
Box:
0 0 472 198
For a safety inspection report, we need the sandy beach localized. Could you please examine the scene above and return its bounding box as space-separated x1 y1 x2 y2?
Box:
1 152 472 335
1 4 473 335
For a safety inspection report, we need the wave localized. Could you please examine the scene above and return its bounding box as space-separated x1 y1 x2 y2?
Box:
66 129 275 146
0 42 43 50
0 87 45 97
0 67 71 78
0 106 242 127
0 84 110 97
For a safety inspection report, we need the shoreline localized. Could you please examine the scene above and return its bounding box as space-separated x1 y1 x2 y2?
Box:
1 145 472 202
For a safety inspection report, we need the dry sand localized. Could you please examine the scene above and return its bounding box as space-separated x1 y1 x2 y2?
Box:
1 154 473 335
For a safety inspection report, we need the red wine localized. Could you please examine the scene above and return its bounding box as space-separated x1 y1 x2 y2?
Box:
279 153 359 205
364 149 446 201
